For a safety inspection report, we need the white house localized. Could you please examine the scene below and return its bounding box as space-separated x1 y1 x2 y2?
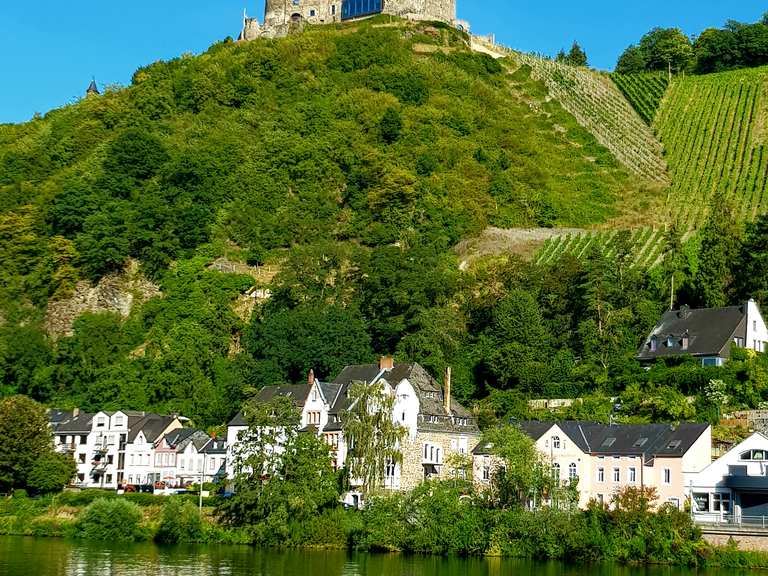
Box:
122 415 182 486
638 300 768 367
687 432 768 524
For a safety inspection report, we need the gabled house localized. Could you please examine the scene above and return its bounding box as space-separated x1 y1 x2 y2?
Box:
638 300 768 367
687 432 768 524
53 411 94 486
225 383 310 479
225 357 480 502
473 421 711 509
123 414 183 486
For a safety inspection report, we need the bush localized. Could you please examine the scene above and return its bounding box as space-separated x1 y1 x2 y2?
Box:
73 498 148 542
27 452 77 494
155 498 203 543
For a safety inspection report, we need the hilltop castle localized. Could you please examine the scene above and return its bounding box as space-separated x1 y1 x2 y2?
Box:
239 0 468 40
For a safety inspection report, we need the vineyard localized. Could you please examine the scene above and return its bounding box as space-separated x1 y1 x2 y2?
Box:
510 52 669 184
654 65 768 226
611 73 669 125
535 228 667 268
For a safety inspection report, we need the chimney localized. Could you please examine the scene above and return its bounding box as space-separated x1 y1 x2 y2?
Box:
379 356 394 371
73 407 80 418
444 366 452 415
308 369 315 386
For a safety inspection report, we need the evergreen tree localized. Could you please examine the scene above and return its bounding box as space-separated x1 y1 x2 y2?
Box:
693 195 743 308
566 42 588 67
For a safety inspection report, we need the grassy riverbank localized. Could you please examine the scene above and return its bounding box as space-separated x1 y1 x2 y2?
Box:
3 486 768 569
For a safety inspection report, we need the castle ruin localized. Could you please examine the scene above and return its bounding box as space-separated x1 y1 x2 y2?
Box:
239 0 468 40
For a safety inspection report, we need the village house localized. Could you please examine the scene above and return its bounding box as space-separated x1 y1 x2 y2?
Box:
473 421 711 509
51 409 227 489
638 300 768 367
225 358 480 503
687 432 768 524
122 414 183 486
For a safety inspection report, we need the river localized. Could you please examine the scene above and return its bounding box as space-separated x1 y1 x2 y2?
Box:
0 536 760 576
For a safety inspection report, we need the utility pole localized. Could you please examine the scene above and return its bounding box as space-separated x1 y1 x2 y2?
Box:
670 275 675 311
199 453 206 514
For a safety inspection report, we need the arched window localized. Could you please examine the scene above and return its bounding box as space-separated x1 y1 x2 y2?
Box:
568 463 578 480
552 463 560 480
552 436 561 449
741 449 768 461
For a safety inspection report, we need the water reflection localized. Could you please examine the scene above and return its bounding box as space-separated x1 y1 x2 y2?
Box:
0 536 761 576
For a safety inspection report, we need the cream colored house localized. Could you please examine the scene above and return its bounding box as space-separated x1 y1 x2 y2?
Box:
474 421 711 509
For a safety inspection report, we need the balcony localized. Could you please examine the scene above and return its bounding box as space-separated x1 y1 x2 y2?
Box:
58 443 76 453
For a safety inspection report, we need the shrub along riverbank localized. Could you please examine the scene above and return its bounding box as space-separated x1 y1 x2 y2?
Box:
2 484 768 569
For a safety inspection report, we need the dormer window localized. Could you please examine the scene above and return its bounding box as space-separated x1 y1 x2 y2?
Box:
649 336 658 352
602 437 616 448
681 332 690 350
666 440 681 450
665 336 675 348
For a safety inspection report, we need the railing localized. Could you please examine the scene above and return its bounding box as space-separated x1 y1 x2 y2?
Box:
695 513 768 529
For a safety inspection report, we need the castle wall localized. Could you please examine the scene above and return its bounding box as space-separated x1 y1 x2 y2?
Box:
259 0 457 37
382 0 456 23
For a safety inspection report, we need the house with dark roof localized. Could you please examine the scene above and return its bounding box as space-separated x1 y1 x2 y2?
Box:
122 415 184 486
53 411 94 486
473 420 711 509
226 357 480 501
638 300 768 367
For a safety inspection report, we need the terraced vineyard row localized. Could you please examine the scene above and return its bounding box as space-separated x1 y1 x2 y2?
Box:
611 73 669 125
654 65 768 226
535 228 667 268
511 53 670 184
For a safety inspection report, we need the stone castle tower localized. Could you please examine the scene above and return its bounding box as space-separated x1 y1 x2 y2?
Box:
240 0 466 41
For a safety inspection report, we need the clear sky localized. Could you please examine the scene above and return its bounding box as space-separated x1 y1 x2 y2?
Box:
1 1 765 124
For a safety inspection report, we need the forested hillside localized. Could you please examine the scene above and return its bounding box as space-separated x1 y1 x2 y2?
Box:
3 17 768 429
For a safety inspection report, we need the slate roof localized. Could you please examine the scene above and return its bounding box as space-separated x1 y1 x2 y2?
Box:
48 409 73 430
128 415 177 443
328 362 478 434
473 421 709 458
86 79 100 95
228 384 312 427
202 438 227 454
55 413 94 434
160 428 206 450
637 305 747 361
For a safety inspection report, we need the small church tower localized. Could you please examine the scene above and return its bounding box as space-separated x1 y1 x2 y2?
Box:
86 78 100 97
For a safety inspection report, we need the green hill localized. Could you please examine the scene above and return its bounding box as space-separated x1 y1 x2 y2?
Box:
3 18 768 426
655 65 768 226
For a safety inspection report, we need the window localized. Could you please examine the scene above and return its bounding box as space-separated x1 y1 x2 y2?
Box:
180 458 185 470
115 415 124 426
96 417 105 428
663 468 671 484
331 4 336 15
666 440 681 450
107 455 114 465
385 459 396 478
77 473 84 482
106 474 112 483
629 467 637 483
713 493 731 513
568 463 577 480
602 437 616 448
309 8 316 16
209 459 215 471
597 467 605 482
402 412 406 422
741 449 768 461
613 468 620 482
78 453 86 463
693 493 710 512
634 437 648 448
597 493 604 504
552 436 561 449
734 337 745 347
311 388 318 401
80 435 87 444
552 463 560 481
482 465 490 481
702 357 721 367
650 336 657 352
129 454 134 465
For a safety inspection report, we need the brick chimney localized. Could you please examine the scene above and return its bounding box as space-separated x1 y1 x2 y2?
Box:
379 356 394 371
444 366 452 415
308 369 315 385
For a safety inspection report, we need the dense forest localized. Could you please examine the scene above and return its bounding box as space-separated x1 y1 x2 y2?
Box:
616 13 768 75
2 17 768 429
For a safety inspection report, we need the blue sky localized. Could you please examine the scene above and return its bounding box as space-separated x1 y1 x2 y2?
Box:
0 1 765 124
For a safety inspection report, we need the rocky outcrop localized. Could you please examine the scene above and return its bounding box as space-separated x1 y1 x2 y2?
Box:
45 260 161 338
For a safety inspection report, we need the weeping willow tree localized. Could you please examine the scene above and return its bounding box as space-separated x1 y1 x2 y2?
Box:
341 380 406 495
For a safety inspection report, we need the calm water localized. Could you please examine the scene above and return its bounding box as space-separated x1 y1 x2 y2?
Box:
0 536 761 576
